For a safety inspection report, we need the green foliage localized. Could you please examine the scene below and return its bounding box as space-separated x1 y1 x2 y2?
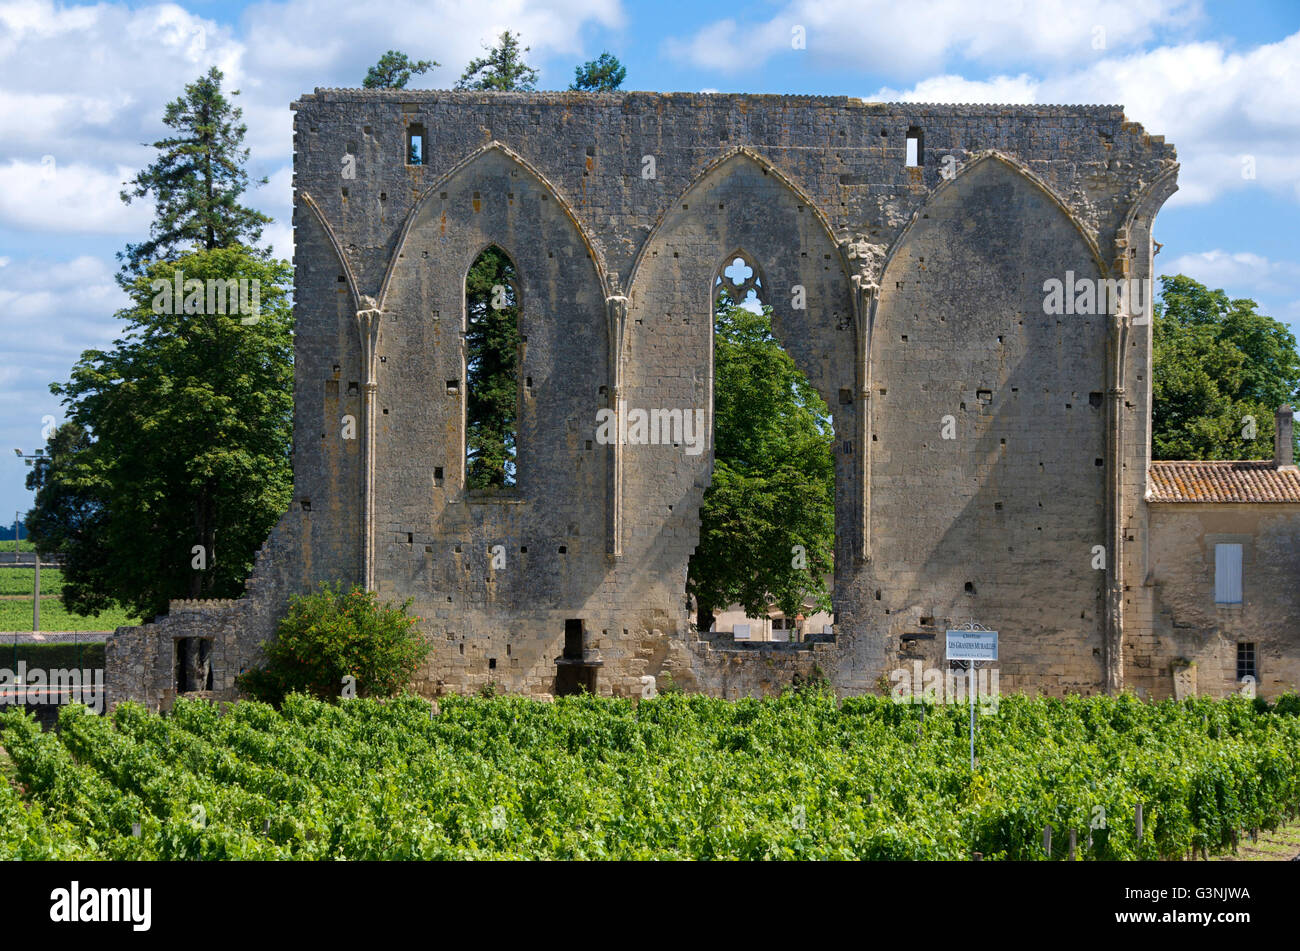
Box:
1153 274 1300 460
117 67 271 287
237 583 431 706
0 566 63 596
570 52 626 91
31 247 293 619
457 30 539 91
0 599 133 633
2 693 1298 860
464 246 521 490
363 50 438 89
0 641 105 669
688 295 835 623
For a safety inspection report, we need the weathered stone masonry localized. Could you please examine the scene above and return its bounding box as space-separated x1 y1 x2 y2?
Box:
114 89 1285 707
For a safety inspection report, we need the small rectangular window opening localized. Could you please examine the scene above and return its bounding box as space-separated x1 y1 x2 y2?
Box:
905 127 923 167
407 124 426 165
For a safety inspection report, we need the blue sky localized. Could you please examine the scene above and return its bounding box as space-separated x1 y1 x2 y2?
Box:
2 0 1299 524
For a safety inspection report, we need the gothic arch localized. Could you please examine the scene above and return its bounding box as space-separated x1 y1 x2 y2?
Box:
627 146 847 307
618 143 862 595
378 141 610 310
371 140 612 574
299 191 362 308
881 150 1105 279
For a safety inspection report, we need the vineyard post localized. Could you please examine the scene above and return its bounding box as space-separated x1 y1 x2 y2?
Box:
1135 803 1143 846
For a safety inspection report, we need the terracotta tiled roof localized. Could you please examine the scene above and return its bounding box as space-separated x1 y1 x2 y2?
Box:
1148 460 1300 503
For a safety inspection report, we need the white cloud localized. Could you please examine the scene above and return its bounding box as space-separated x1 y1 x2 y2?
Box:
0 159 154 233
0 254 128 466
869 32 1300 208
664 0 1201 76
1166 249 1300 297
869 74 1038 104
1164 249 1300 327
0 0 625 239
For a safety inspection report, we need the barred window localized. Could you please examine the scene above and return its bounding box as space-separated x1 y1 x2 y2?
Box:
1237 642 1256 682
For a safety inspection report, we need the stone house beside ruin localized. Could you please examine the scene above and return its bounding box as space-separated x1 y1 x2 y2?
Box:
106 90 1300 707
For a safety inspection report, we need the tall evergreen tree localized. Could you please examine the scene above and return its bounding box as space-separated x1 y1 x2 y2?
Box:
29 67 293 620
117 67 270 287
570 52 626 91
456 31 540 91
363 50 438 89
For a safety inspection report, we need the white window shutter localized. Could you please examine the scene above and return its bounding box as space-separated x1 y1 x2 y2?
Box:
733 623 750 641
1215 544 1243 604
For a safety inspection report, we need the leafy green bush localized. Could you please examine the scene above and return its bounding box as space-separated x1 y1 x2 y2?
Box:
1270 693 1300 717
237 583 430 705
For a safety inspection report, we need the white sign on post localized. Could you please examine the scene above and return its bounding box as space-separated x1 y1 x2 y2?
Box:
946 628 998 773
946 630 998 661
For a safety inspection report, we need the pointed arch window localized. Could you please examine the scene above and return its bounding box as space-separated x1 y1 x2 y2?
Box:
464 245 521 491
689 250 836 638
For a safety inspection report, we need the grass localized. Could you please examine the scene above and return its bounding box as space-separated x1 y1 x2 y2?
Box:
0 566 64 596
1216 821 1300 861
0 599 136 632
0 641 105 670
0 567 140 631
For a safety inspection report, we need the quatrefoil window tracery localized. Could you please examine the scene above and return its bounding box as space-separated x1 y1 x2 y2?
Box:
714 253 766 312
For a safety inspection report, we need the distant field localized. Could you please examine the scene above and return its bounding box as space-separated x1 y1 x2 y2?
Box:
0 641 105 669
0 566 139 631
0 598 136 632
0 567 65 596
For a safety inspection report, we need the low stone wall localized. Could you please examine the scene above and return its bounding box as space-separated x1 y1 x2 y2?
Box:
104 512 306 711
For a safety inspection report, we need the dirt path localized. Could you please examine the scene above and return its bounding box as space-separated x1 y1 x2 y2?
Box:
1214 822 1300 861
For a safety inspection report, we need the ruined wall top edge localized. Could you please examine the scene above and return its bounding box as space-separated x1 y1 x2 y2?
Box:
295 88 1134 118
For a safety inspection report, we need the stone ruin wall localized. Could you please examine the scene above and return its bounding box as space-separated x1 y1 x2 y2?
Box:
107 90 1186 708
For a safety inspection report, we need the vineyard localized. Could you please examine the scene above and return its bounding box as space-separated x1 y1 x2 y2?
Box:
2 691 1300 860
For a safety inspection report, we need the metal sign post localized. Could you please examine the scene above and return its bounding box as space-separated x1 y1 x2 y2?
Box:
946 624 998 772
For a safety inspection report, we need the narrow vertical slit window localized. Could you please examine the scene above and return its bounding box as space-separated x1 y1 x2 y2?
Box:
905 126 923 167
407 123 426 165
464 246 521 491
